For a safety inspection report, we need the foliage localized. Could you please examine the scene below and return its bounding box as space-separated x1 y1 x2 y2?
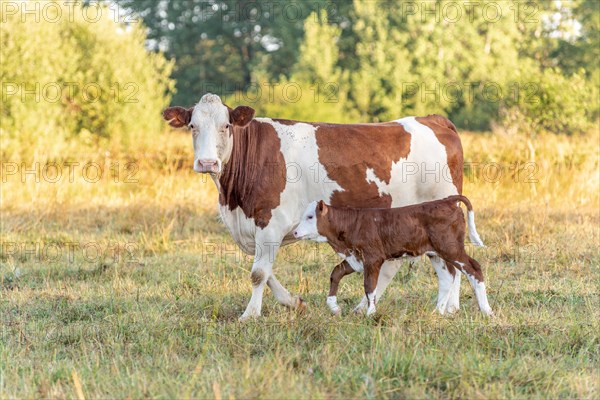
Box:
121 0 598 134
0 1 175 157
498 68 597 135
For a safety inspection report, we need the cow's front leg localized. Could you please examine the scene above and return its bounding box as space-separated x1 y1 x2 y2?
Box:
239 236 281 321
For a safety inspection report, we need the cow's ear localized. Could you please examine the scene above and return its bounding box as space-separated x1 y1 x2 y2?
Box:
317 200 328 216
229 106 255 127
163 106 193 128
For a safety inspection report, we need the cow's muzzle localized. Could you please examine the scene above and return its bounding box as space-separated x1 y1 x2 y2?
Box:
194 159 220 174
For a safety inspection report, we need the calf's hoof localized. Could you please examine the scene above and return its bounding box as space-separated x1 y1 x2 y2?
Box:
326 296 341 316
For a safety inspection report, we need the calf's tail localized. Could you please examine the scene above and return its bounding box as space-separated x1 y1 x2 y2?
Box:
448 195 485 247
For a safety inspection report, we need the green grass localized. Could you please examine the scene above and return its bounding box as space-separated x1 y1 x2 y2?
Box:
1 132 599 398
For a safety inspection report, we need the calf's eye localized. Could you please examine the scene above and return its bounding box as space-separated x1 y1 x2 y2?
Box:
308 215 313 220
189 123 195 130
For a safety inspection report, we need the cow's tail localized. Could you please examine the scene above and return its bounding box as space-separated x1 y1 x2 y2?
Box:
448 195 485 247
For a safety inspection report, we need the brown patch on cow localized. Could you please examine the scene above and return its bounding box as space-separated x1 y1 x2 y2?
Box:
416 115 464 193
250 269 265 287
315 122 412 208
218 120 286 228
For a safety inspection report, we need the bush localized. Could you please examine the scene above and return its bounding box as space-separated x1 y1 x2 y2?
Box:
0 1 175 157
496 68 597 135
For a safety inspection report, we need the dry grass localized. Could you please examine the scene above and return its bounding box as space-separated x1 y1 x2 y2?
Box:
1 130 598 398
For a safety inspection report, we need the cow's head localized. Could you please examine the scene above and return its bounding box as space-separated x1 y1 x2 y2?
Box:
162 93 255 174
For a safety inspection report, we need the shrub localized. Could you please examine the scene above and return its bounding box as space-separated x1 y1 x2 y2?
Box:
0 1 175 158
496 68 597 135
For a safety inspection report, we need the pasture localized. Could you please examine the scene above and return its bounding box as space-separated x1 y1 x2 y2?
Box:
1 130 598 398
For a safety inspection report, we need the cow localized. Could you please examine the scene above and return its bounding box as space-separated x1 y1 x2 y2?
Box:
293 196 492 316
163 93 465 321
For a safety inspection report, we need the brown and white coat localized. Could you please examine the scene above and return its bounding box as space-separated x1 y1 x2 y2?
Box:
294 196 491 316
163 93 465 320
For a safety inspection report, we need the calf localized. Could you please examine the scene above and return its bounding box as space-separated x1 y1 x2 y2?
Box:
293 196 493 316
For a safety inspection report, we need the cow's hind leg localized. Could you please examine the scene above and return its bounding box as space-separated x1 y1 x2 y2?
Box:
445 261 461 314
327 261 355 315
428 255 457 314
428 253 462 314
267 275 304 310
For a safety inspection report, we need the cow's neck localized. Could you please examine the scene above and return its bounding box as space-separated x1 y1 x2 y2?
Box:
215 120 287 227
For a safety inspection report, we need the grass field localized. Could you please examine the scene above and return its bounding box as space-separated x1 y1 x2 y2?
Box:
1 130 599 398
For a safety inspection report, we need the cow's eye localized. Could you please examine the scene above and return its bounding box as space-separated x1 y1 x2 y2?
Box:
307 215 313 220
223 123 231 131
189 123 195 130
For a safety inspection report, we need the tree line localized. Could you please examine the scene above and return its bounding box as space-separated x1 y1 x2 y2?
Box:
120 0 598 134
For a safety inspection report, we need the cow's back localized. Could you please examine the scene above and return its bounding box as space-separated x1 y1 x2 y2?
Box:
220 115 463 251
313 115 462 209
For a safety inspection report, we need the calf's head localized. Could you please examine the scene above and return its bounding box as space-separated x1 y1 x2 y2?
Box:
294 201 329 242
162 93 255 174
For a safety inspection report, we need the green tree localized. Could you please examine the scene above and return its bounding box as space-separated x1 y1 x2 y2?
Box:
0 1 174 156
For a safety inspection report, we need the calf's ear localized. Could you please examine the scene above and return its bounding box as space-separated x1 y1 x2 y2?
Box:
317 200 328 216
229 106 255 127
163 106 193 128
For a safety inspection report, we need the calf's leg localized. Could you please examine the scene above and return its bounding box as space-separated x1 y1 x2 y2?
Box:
450 255 493 316
353 259 403 313
363 260 384 316
327 261 355 315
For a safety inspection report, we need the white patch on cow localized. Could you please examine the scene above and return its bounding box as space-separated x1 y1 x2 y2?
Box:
218 205 257 255
190 94 231 173
365 117 459 207
327 296 341 315
255 118 344 236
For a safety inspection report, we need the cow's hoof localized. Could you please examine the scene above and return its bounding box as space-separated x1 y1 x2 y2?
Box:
238 311 260 322
330 307 342 317
353 305 367 314
294 296 308 314
445 304 460 314
481 307 494 317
